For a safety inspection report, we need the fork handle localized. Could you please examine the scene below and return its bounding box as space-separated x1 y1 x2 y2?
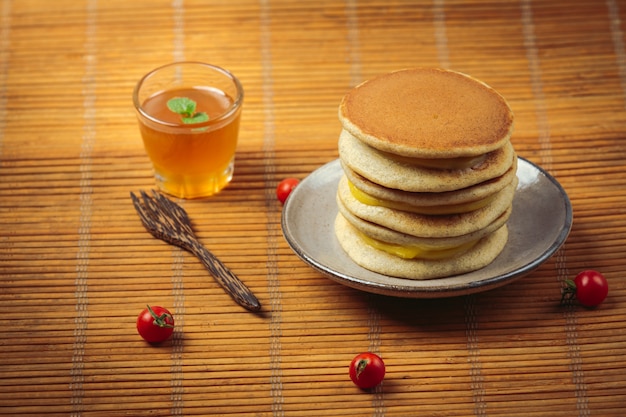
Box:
189 242 261 312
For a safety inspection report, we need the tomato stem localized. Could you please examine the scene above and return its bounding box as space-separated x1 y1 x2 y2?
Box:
560 279 577 305
147 305 174 328
355 358 369 379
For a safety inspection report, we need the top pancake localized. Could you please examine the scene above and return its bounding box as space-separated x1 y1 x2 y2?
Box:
339 68 514 158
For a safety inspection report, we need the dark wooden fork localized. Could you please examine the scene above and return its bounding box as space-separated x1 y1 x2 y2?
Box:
130 190 261 312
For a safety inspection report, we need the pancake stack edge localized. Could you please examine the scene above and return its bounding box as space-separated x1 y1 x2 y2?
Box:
334 68 518 280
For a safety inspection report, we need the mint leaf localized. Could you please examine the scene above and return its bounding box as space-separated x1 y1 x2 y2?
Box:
182 112 209 124
167 97 209 124
167 97 196 116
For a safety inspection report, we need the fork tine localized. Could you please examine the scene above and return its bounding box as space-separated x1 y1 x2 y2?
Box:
131 191 171 244
140 189 155 210
139 190 194 237
133 190 186 245
152 190 176 215
140 190 166 223
130 191 139 206
130 191 152 226
153 190 192 227
151 191 195 236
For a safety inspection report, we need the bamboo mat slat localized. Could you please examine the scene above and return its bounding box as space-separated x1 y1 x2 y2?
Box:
2 0 626 416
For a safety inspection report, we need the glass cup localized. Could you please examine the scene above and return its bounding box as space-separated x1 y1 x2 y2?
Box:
133 62 244 198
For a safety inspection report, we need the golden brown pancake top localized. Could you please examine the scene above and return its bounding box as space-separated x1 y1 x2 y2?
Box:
339 68 514 158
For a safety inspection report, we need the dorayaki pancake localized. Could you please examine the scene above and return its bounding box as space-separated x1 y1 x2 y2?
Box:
334 213 509 280
342 157 518 208
337 175 517 238
337 195 512 249
339 68 514 159
339 129 516 192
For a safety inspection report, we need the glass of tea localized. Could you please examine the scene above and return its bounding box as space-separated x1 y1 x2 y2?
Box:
133 62 244 198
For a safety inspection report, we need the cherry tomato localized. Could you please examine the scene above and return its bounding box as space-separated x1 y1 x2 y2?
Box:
562 270 609 307
349 352 385 389
137 305 175 343
276 178 299 204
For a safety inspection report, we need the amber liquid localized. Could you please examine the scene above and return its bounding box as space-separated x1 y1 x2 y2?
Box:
138 87 241 198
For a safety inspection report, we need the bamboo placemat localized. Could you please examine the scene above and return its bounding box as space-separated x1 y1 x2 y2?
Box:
1 0 625 416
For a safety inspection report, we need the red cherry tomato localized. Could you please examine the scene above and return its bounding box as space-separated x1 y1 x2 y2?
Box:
276 178 299 204
349 352 385 389
562 270 609 307
137 305 175 343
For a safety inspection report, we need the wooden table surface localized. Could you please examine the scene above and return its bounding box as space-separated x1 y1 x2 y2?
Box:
1 1 625 416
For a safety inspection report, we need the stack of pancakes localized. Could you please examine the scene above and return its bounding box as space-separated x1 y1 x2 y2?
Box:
334 68 517 280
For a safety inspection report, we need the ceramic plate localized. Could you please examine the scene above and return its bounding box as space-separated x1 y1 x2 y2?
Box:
281 158 572 298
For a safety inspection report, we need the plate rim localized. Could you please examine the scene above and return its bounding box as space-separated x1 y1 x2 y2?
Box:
281 157 573 298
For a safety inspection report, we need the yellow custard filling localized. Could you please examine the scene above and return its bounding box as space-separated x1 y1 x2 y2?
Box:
357 230 479 260
348 180 496 215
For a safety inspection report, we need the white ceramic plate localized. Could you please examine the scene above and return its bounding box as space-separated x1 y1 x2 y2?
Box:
281 158 572 298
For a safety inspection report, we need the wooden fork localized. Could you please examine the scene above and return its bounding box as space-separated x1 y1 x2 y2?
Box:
130 190 261 312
